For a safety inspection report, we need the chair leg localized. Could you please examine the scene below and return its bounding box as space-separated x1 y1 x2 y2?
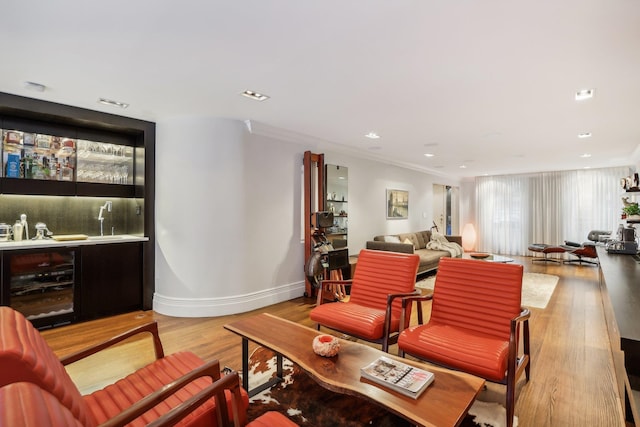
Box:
563 257 598 266
532 258 562 263
531 254 562 263
506 377 515 427
524 320 531 381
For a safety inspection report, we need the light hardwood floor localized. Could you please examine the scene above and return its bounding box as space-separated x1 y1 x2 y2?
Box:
42 255 626 426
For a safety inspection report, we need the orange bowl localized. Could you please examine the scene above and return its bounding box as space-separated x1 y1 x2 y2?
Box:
469 252 491 259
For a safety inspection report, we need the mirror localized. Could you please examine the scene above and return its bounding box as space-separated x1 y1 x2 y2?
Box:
325 164 348 247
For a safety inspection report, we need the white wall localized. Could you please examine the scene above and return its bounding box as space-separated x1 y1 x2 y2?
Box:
323 152 461 254
154 117 306 317
153 118 461 316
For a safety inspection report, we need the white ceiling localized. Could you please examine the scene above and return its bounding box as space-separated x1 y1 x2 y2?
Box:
2 1 639 178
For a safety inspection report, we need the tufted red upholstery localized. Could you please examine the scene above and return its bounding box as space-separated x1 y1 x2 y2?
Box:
0 375 297 427
0 382 84 427
402 257 523 381
0 306 250 427
0 306 97 426
309 249 419 352
397 257 529 427
84 352 233 427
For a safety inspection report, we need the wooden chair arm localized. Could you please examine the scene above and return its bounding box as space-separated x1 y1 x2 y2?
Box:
401 293 433 315
514 307 531 323
382 289 423 350
99 359 225 427
401 293 434 307
60 321 164 365
320 279 352 287
399 293 434 332
509 308 531 343
386 289 421 305
507 307 531 383
144 372 246 427
316 279 353 305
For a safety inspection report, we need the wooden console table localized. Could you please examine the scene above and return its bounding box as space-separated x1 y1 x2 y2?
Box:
596 247 640 423
224 313 484 427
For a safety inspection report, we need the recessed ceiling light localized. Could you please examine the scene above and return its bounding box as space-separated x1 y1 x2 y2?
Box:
424 153 435 157
580 153 592 158
365 132 380 139
575 89 594 101
578 132 592 138
459 165 467 169
24 81 46 92
241 90 269 101
98 98 129 108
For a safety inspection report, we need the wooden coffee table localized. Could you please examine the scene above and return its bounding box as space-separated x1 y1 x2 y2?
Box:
224 313 485 427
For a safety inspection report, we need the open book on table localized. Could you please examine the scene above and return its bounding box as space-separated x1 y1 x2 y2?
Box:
361 355 435 399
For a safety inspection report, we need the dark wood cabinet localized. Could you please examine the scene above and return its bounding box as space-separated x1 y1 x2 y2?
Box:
0 92 155 314
79 242 142 320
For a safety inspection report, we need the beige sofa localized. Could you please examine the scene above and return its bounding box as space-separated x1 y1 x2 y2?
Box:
366 230 462 275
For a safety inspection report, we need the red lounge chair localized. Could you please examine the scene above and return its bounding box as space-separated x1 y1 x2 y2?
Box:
0 375 295 427
561 241 599 265
310 249 420 352
398 258 530 427
0 306 295 427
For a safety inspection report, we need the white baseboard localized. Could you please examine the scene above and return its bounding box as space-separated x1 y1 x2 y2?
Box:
152 280 306 317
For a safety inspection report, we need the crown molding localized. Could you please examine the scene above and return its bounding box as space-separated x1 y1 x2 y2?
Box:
245 120 461 181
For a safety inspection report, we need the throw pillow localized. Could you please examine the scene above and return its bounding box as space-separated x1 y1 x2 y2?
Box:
400 235 419 250
384 235 401 243
403 238 413 246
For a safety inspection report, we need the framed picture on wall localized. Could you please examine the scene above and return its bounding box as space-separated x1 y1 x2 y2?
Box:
386 189 409 219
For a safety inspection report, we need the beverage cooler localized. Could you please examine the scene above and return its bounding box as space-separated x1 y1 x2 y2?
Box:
2 248 78 329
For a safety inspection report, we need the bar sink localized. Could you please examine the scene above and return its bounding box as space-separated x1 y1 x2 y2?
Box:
88 235 129 241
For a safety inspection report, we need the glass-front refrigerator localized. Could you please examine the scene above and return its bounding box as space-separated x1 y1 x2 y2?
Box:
2 248 78 329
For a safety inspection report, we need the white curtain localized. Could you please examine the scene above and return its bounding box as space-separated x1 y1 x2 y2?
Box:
475 167 628 255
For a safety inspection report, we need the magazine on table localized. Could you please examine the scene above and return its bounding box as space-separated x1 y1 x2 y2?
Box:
360 355 435 399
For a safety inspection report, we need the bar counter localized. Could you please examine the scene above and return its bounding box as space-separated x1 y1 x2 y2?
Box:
0 235 148 251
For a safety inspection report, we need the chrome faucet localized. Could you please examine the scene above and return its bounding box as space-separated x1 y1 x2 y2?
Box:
98 201 112 236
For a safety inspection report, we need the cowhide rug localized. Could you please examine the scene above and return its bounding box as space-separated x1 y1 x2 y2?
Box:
244 347 517 427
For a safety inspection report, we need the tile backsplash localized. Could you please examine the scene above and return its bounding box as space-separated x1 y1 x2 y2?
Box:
0 194 144 237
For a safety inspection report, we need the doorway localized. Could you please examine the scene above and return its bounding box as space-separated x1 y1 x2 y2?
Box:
433 184 459 235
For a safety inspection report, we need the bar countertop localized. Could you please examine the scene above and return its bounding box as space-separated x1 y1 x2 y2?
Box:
0 235 148 251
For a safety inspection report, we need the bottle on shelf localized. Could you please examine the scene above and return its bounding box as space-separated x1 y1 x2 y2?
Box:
12 220 23 241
